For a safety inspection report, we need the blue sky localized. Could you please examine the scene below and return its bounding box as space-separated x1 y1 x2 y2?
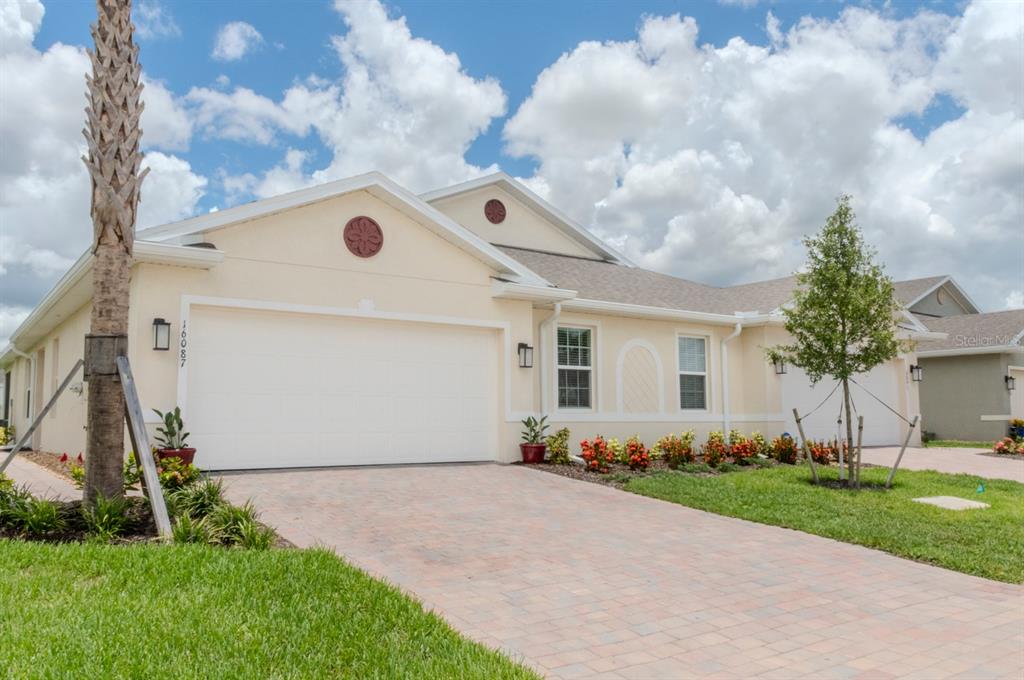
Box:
1 0 1021 345
33 0 968 214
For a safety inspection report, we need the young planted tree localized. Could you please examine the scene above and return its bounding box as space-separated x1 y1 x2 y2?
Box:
769 195 906 486
82 0 148 503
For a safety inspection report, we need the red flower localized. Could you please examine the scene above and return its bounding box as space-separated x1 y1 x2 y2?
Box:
59 453 68 463
76 453 84 463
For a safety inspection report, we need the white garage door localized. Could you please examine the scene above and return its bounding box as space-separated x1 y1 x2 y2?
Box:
782 362 904 446
184 306 499 470
1011 367 1024 418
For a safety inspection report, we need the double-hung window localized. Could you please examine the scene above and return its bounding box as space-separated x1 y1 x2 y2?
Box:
678 336 707 410
558 327 592 408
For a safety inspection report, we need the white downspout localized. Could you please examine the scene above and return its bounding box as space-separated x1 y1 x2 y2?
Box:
721 323 742 434
539 303 562 416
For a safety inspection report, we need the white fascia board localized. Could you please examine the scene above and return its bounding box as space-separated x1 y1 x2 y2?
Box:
917 344 1024 358
135 171 549 287
490 280 577 303
899 309 931 333
421 172 635 267
907 276 981 314
1 241 223 363
3 249 91 355
135 241 225 267
561 298 778 326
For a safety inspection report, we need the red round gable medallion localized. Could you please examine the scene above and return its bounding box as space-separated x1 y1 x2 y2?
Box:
343 216 383 257
484 199 507 224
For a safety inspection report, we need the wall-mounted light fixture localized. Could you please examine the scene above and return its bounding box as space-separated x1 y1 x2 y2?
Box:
772 357 787 375
517 343 534 369
1006 375 1017 391
152 318 171 351
909 364 923 382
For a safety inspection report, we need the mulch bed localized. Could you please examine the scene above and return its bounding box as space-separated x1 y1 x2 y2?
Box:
521 458 676 489
0 497 159 544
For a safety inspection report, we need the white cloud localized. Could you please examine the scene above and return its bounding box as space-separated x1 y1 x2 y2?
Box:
503 3 1023 311
0 2 206 333
1006 290 1024 309
212 21 263 61
191 0 506 195
135 1 180 40
0 306 31 349
0 0 43 56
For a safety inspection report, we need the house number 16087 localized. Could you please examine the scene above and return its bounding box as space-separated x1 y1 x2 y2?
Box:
180 320 188 367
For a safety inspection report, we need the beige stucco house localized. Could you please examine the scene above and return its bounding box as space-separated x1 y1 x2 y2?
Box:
1 172 929 469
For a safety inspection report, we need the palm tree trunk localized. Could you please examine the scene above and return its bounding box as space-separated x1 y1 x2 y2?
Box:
82 0 147 504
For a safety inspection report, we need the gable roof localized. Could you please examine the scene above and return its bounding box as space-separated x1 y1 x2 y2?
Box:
914 309 1024 355
420 172 633 266
137 171 549 287
896 275 980 314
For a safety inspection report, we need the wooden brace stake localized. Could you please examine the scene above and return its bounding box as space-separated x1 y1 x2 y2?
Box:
793 408 820 484
885 415 920 489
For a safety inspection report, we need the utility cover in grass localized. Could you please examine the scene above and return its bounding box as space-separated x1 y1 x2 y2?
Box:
913 496 990 510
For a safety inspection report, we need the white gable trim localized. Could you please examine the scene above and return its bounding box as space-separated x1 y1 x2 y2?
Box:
907 276 981 314
136 172 550 287
420 172 634 266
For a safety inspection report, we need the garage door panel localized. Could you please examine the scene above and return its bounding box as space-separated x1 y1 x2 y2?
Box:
186 307 499 470
782 362 904 446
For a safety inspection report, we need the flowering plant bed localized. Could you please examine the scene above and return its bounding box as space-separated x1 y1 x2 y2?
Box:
530 456 775 489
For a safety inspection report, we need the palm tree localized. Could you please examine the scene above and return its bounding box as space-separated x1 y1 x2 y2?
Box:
82 0 148 503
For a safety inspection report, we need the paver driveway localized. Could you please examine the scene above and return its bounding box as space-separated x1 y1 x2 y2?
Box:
222 464 1024 679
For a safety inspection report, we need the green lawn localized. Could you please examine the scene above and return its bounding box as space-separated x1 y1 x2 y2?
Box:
924 439 993 448
626 465 1024 583
0 541 537 679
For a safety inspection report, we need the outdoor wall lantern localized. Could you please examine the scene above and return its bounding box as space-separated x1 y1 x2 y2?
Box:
1006 375 1017 391
152 318 171 351
909 364 923 382
773 358 787 375
517 343 534 369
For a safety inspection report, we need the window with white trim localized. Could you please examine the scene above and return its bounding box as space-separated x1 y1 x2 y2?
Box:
558 326 592 408
678 336 707 410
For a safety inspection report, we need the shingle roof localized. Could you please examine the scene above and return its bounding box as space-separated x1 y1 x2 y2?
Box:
499 246 955 317
892 276 948 305
914 310 1024 352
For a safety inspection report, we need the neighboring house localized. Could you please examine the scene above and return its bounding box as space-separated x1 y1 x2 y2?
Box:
914 310 1024 441
0 172 929 469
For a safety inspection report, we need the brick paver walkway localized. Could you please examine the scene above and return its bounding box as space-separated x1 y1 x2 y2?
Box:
222 464 1024 679
861 446 1023 482
1 455 78 500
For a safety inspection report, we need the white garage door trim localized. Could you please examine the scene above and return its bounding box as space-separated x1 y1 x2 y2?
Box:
176 295 514 424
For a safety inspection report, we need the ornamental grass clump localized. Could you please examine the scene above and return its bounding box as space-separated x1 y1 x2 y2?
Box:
624 435 650 470
545 427 572 465
701 431 727 468
580 436 614 473
80 493 131 541
656 430 696 469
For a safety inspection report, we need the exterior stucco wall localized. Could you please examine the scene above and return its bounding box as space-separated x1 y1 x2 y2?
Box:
130 190 537 462
6 302 91 455
909 285 970 318
919 353 1012 441
429 186 598 258
524 309 788 453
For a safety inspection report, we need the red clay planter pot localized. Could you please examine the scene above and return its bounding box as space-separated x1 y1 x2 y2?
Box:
520 443 546 464
156 447 196 466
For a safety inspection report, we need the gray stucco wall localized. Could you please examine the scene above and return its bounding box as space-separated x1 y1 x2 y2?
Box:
919 353 1012 441
910 286 970 318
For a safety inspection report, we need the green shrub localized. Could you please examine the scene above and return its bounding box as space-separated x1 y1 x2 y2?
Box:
236 520 275 550
545 427 571 465
0 480 31 527
10 497 65 536
156 455 201 490
168 478 224 519
675 462 713 474
81 494 131 540
67 453 141 492
717 462 741 474
171 512 213 545
656 431 696 469
207 501 267 546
